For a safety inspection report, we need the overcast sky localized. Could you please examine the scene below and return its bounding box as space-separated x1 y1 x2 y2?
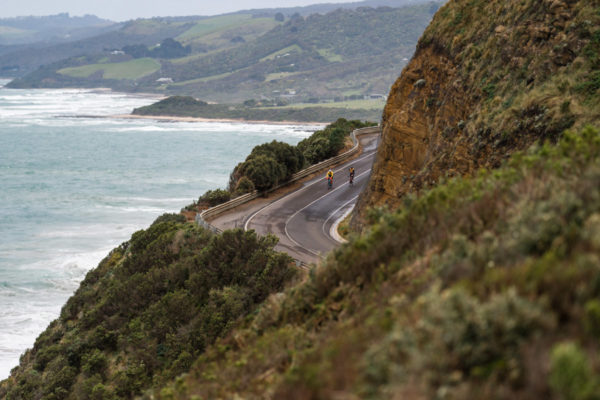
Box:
0 0 358 21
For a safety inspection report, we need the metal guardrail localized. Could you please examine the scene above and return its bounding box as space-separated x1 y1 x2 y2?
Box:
195 125 381 266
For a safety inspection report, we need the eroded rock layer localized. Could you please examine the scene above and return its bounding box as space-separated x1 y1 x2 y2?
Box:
355 0 600 225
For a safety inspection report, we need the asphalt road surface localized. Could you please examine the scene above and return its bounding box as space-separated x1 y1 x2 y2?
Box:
243 133 379 265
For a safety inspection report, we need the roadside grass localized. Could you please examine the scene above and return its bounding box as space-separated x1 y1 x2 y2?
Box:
58 58 160 80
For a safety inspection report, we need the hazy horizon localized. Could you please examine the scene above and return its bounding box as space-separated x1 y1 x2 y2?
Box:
0 0 361 22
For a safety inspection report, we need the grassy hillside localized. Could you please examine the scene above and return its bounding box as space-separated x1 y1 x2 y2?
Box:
58 58 161 80
7 2 441 104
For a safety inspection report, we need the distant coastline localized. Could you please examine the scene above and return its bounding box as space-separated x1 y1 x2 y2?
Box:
107 113 328 126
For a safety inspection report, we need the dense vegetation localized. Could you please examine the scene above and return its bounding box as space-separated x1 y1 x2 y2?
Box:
154 125 600 399
6 2 442 103
227 118 374 193
132 95 383 122
0 216 296 399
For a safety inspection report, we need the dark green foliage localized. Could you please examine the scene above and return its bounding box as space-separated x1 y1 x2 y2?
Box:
237 154 286 191
234 176 255 195
250 140 306 179
120 38 192 59
297 118 375 164
134 96 208 117
198 189 231 207
550 342 599 400
584 299 600 338
0 219 295 399
231 140 305 192
152 213 187 225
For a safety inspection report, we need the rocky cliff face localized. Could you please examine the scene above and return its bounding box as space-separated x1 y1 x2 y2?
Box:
355 0 600 225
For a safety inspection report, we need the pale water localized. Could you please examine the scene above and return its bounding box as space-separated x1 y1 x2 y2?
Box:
0 81 317 379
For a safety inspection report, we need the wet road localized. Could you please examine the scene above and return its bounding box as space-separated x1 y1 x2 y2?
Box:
244 133 379 264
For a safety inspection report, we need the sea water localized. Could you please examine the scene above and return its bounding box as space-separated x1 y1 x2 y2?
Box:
0 80 317 379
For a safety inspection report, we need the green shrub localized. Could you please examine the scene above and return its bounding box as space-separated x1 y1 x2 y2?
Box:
549 342 598 400
237 154 286 191
198 189 231 207
152 213 186 226
297 118 372 164
234 176 255 195
584 300 600 338
81 349 107 377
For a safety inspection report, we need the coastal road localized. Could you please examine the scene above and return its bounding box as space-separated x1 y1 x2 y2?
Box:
209 133 379 265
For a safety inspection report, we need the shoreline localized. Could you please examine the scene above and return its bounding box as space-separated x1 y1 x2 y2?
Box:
106 113 328 126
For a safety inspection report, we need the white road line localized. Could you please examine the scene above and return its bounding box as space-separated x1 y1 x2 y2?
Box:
284 169 371 255
243 151 375 231
323 194 359 243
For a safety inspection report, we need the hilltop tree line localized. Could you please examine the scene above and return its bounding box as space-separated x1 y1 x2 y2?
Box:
122 38 191 59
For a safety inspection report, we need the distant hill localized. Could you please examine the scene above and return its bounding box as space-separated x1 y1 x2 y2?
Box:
0 13 116 46
7 1 442 104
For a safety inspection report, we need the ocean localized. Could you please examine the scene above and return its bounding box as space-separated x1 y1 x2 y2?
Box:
0 80 317 379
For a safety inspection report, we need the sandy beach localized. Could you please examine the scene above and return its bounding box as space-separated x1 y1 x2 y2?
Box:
107 114 327 126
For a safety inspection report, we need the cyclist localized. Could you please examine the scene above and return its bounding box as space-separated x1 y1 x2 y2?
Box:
349 166 355 185
326 169 334 189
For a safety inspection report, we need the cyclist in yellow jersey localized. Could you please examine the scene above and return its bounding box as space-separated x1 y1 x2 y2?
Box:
326 169 334 189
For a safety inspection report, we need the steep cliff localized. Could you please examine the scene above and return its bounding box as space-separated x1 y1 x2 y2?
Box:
356 0 600 223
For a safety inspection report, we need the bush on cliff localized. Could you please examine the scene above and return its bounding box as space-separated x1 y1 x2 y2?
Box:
0 215 296 399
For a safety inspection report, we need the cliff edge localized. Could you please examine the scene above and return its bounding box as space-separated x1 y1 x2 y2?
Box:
355 0 600 224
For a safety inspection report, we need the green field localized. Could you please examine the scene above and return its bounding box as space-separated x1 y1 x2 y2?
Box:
265 71 301 82
280 98 386 110
0 25 34 41
316 48 344 62
259 44 303 62
176 14 254 42
168 71 235 86
121 19 188 35
58 58 161 80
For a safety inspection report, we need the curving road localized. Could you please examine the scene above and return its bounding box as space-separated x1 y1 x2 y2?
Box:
237 133 379 264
